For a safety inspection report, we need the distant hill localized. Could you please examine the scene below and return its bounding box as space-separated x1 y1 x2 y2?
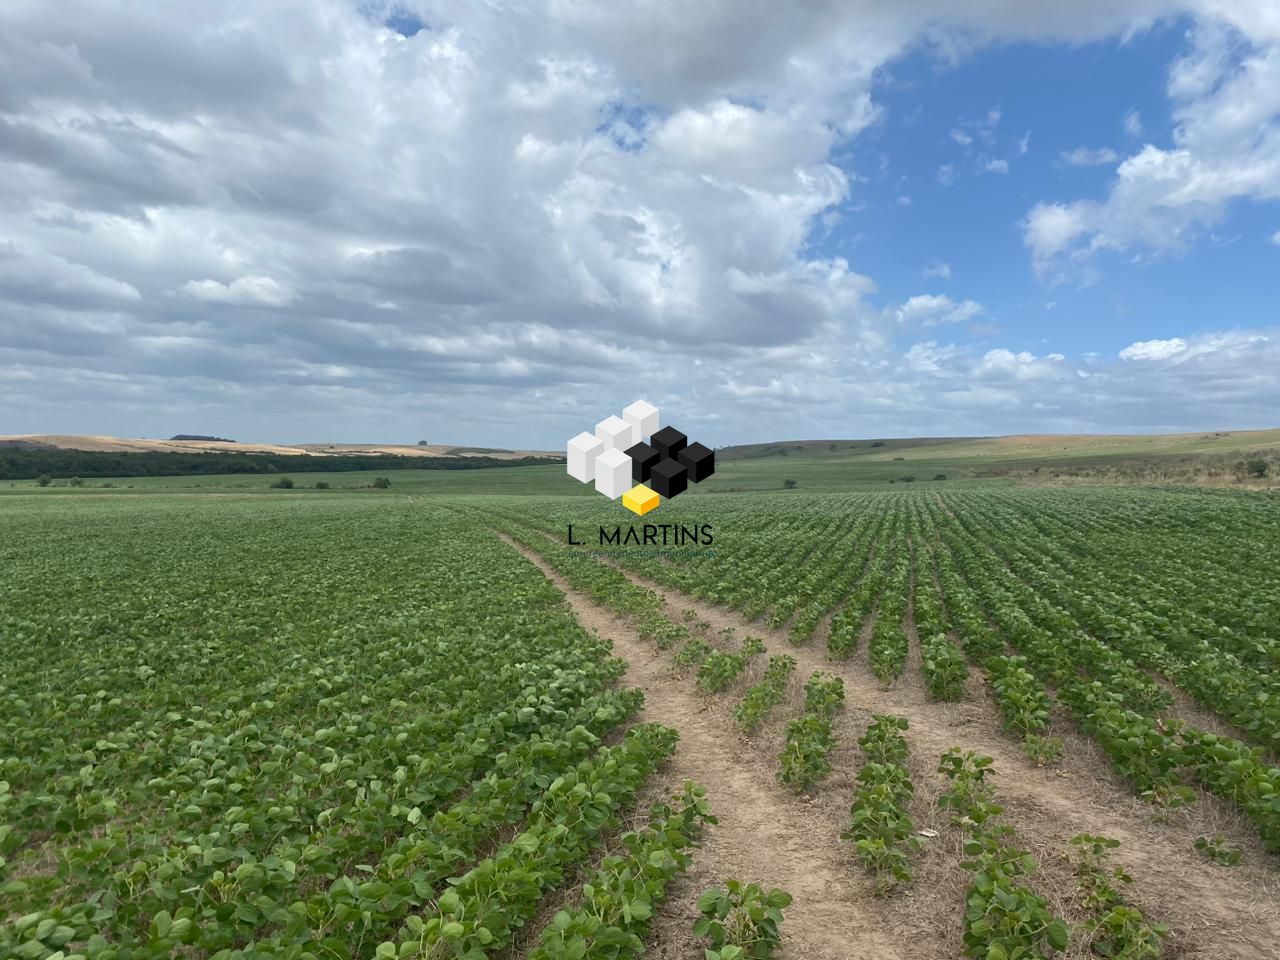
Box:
0 434 561 460
719 429 1280 463
708 428 1280 491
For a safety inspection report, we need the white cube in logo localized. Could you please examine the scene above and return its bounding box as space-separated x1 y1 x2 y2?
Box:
595 415 636 451
594 447 632 499
567 431 604 483
623 400 659 441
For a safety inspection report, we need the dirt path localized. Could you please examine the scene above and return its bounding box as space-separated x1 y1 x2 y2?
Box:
497 534 908 960
596 556 1280 960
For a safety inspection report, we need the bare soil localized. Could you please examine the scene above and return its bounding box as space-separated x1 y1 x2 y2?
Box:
500 535 908 960
512 542 1280 960
631 563 1280 959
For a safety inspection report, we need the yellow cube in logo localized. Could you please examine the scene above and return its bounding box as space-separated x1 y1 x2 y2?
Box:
622 484 659 516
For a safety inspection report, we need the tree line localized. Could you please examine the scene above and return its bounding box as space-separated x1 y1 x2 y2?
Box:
0 448 559 480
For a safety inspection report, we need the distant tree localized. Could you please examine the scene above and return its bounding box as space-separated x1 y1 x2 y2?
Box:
1232 460 1248 482
783 478 798 489
37 475 51 487
417 440 429 446
270 477 294 489
829 443 837 451
901 475 916 483
315 481 331 489
69 477 84 487
893 456 905 461
372 476 392 489
870 441 885 447
1247 458 1269 479
933 474 947 481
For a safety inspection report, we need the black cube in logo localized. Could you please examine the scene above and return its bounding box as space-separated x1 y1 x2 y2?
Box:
651 425 687 461
625 441 660 482
649 457 688 499
677 441 715 483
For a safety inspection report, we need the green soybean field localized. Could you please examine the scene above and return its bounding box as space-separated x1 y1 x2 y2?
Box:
2 483 1279 960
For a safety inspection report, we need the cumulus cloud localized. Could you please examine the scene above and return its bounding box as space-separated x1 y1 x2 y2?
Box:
1061 146 1122 165
984 157 1010 174
0 0 1277 443
895 294 983 326
180 276 296 306
1023 12 1280 278
1119 337 1188 360
896 329 1279 433
1023 203 1091 277
905 340 962 373
922 259 952 279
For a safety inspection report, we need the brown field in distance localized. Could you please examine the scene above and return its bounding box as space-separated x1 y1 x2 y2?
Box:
0 434 561 460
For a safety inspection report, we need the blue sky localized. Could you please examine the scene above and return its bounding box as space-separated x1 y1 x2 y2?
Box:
836 20 1273 361
1 2 1278 446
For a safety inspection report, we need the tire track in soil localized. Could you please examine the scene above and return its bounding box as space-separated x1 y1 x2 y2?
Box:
496 533 907 960
597 556 1280 960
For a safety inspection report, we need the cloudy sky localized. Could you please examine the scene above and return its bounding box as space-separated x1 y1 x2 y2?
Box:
2 1 1278 447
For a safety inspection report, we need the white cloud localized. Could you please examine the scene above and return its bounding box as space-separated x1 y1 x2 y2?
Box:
1024 16 1280 279
895 328 1279 433
897 194 913 206
949 107 1003 152
180 276 296 306
984 157 1010 174
895 293 983 326
1270 229 1280 245
922 259 952 279
0 243 140 310
1 0 1278 443
1061 146 1122 165
1023 203 1091 277
1119 337 1189 360
1124 108 1144 138
1018 131 1032 155
905 340 962 372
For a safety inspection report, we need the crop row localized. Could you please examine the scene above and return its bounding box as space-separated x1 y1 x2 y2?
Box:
937 750 1069 958
527 781 716 960
843 716 917 894
778 673 844 793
